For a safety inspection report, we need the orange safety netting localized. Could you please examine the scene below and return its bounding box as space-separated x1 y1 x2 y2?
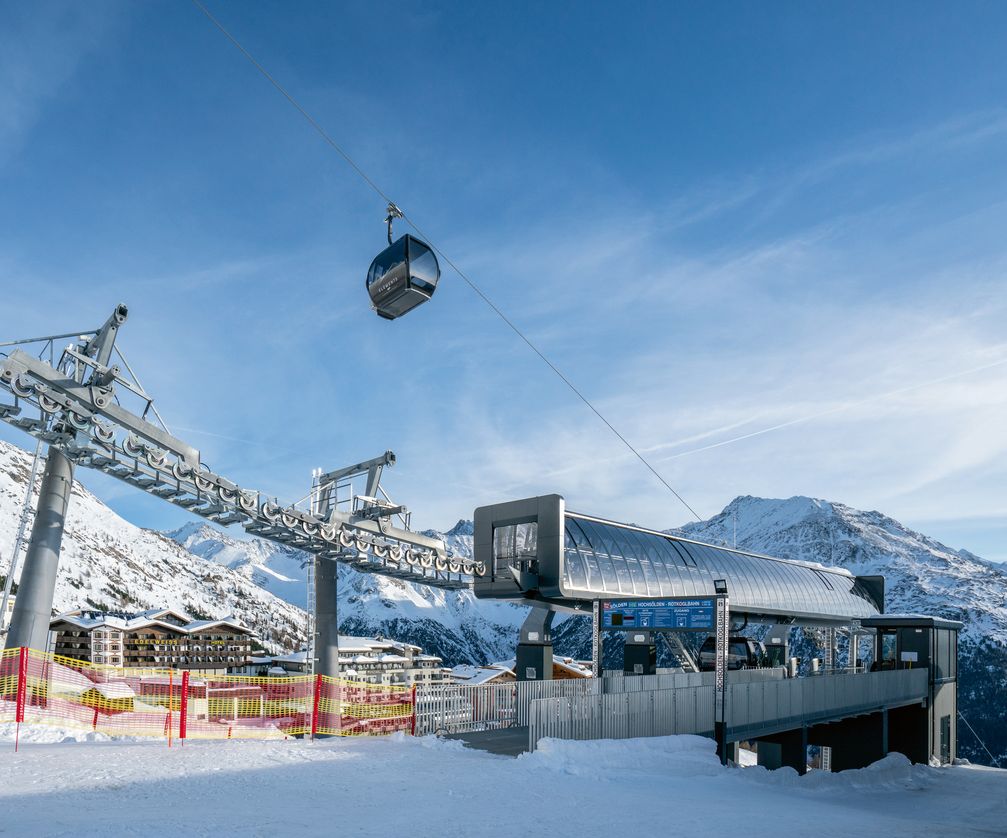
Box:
0 648 415 745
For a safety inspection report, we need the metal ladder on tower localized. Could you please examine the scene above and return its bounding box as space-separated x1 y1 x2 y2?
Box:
305 556 316 681
0 439 43 635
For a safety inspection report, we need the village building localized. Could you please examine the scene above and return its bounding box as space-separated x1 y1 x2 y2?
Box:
234 635 450 686
449 656 593 685
49 608 254 673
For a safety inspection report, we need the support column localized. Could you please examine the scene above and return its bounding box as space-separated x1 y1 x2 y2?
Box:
591 600 603 678
516 608 554 681
314 557 340 679
4 449 73 652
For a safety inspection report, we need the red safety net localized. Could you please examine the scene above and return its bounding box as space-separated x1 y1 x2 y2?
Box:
1 648 416 746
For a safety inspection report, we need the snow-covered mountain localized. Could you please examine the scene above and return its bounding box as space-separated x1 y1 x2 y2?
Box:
674 495 1007 767
168 518 527 666
1 433 1003 763
0 440 305 653
169 521 310 608
675 495 1007 646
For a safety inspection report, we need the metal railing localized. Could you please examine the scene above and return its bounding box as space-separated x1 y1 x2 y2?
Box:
413 668 788 737
527 668 929 752
727 668 928 739
602 667 786 693
528 685 715 751
414 679 599 736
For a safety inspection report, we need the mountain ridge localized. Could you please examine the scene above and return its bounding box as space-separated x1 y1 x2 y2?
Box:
1 437 1003 763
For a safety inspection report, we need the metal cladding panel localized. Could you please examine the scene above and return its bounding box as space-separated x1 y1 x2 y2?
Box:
558 513 881 623
473 494 565 600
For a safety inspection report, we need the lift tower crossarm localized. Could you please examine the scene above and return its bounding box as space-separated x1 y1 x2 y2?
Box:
314 451 395 520
0 307 484 595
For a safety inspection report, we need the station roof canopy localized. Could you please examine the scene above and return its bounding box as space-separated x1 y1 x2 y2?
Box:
861 614 963 630
473 494 884 626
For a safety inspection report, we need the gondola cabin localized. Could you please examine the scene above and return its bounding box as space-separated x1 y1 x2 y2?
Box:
366 234 440 320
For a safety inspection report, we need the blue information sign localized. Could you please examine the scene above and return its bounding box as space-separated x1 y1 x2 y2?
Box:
601 598 715 631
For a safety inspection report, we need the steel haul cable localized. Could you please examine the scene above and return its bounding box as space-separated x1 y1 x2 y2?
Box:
189 0 704 522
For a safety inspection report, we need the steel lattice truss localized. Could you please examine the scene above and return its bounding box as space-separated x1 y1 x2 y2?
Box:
0 307 482 591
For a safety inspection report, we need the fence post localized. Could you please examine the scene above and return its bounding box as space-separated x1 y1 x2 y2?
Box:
166 669 173 748
311 674 322 739
14 647 28 752
410 685 417 736
179 671 189 742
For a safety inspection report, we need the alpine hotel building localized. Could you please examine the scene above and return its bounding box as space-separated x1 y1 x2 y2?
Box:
50 608 254 673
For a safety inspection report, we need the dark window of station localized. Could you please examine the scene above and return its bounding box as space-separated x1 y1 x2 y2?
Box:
493 522 538 571
880 631 898 668
934 628 956 681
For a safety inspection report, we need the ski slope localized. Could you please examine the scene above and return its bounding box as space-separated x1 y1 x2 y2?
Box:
1 729 1003 837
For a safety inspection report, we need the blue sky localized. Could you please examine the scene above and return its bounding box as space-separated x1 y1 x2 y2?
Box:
2 2 1006 560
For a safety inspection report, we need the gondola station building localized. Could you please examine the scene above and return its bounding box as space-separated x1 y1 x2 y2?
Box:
49 608 254 673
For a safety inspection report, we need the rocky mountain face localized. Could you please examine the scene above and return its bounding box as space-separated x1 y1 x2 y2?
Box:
169 518 528 667
677 495 1007 648
676 496 1007 768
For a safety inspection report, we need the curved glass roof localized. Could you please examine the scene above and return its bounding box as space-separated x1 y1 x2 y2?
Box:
561 513 880 621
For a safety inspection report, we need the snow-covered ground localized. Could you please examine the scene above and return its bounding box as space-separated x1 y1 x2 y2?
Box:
1 729 1004 837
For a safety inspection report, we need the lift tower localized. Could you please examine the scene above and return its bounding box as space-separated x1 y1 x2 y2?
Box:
0 305 484 667
4 305 127 651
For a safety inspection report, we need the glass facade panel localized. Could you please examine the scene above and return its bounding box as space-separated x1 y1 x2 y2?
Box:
568 519 602 589
749 560 769 604
576 520 618 590
669 541 696 567
557 514 878 620
493 522 537 561
622 529 658 596
492 522 537 581
563 529 589 591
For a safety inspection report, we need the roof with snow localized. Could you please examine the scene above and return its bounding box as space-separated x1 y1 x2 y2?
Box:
474 494 885 624
271 636 441 666
862 614 964 630
450 662 515 685
50 609 253 636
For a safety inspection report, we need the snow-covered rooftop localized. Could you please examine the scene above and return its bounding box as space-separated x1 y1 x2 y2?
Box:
50 610 253 636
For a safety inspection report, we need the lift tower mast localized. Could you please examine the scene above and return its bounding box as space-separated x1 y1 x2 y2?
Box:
4 305 127 652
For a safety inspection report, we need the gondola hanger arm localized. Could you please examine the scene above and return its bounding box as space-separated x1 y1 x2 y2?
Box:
385 202 403 245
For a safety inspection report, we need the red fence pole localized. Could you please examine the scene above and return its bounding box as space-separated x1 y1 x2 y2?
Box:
311 674 323 739
179 671 189 743
410 685 417 736
14 647 27 752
